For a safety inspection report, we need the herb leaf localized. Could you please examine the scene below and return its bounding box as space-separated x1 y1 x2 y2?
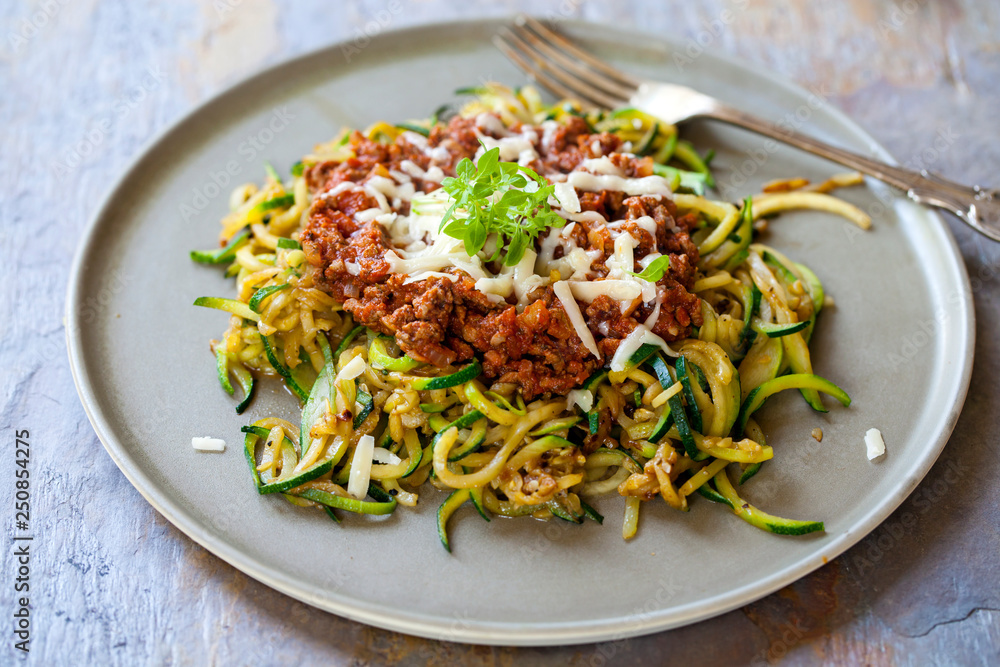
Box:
628 255 671 282
438 146 564 266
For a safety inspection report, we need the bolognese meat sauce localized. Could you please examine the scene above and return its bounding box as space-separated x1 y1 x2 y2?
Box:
300 114 702 399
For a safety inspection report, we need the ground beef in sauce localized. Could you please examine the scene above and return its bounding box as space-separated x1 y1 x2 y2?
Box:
300 114 702 399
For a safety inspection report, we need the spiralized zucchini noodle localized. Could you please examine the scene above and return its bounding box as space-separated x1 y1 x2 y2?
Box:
191 84 866 549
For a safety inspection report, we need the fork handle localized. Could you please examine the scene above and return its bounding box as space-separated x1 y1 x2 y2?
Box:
705 105 1000 242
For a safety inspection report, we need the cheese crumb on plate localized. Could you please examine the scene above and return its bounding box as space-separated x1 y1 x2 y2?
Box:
192 436 226 452
865 428 885 460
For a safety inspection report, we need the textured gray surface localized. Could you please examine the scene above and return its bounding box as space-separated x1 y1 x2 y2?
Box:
1 0 999 665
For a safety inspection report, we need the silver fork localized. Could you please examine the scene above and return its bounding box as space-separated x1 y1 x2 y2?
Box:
494 15 1000 243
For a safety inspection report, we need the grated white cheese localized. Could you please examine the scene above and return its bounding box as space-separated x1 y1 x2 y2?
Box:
375 212 397 227
339 355 367 381
553 182 581 213
366 175 414 204
354 208 385 223
371 447 402 465
537 228 568 276
317 181 362 200
564 210 609 225
404 270 461 285
568 279 642 304
474 275 515 303
566 389 594 413
382 240 480 276
567 171 674 198
644 291 663 328
605 233 637 281
400 130 429 150
476 112 509 136
540 120 561 152
507 250 545 307
580 156 624 175
553 281 601 359
192 436 226 452
398 160 444 183
865 428 886 460
610 324 677 372
426 145 451 163
348 434 376 499
477 131 539 166
570 248 596 279
630 215 659 238
597 233 654 308
388 169 412 184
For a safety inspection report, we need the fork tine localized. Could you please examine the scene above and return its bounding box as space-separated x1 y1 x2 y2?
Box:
509 22 637 101
496 28 625 109
492 35 583 105
516 15 641 89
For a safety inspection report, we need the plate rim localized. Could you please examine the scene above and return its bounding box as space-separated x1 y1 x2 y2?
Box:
65 16 975 646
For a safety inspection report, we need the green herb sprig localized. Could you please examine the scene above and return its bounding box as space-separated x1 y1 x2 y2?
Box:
438 146 565 266
628 255 671 282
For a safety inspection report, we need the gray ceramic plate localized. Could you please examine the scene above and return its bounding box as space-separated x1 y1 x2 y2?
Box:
67 19 973 646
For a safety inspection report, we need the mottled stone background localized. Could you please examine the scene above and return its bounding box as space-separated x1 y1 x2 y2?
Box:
1 1 998 664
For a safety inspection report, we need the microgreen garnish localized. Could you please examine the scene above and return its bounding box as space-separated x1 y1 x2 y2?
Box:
438 146 565 266
628 255 671 282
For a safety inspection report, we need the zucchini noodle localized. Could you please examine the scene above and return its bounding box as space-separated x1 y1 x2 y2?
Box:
192 83 866 548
